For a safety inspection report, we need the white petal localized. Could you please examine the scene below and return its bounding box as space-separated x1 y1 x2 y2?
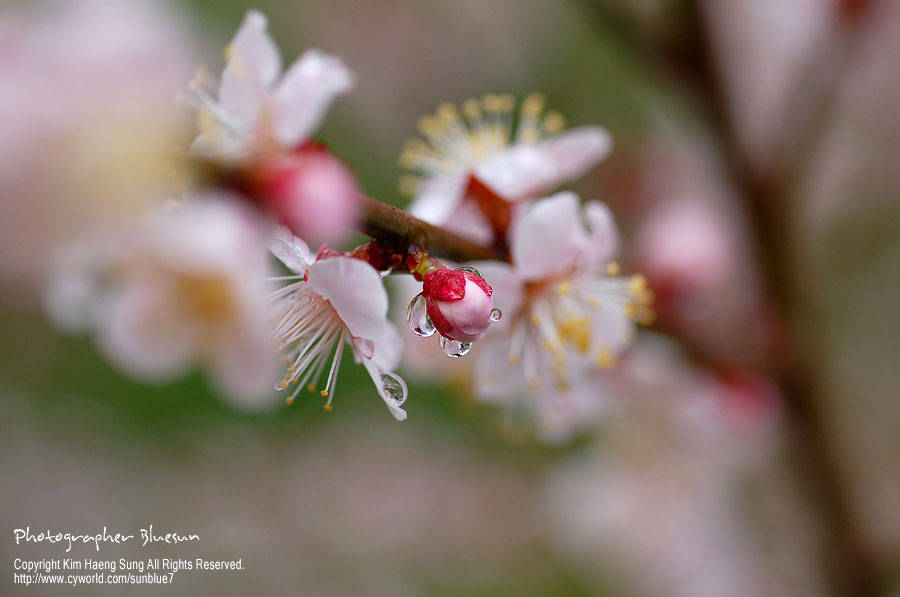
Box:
272 49 354 147
511 192 586 281
210 323 281 410
307 257 387 340
539 126 612 184
474 339 526 401
269 224 311 273
362 358 408 421
588 300 632 355
98 276 196 381
474 144 558 200
218 10 282 126
371 322 404 371
582 201 619 265
407 172 468 225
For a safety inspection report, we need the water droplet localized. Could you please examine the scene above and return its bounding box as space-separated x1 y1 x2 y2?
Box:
380 372 407 406
406 292 436 337
439 335 472 357
456 266 484 279
490 308 502 321
352 336 375 359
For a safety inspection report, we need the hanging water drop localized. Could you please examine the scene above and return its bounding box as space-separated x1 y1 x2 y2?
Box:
439 335 472 357
380 372 408 406
406 292 436 337
490 308 502 321
456 266 484 279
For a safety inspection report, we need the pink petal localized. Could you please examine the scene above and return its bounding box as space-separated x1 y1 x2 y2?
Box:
307 256 387 340
539 126 612 184
98 275 196 381
474 144 558 200
511 192 586 281
407 172 468 225
218 10 282 126
361 358 408 421
582 201 619 266
371 322 403 371
268 225 311 273
272 49 354 147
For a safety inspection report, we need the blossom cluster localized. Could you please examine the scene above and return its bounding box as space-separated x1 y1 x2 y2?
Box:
1 3 651 433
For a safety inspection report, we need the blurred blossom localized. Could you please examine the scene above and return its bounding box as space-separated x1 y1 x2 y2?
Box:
544 336 790 596
400 94 611 244
0 0 195 298
702 0 837 176
633 199 735 318
185 10 359 246
46 197 280 408
471 193 650 408
269 227 408 419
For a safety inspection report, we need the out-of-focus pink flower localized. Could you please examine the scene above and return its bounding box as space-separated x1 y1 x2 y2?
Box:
632 199 735 317
399 94 611 243
472 192 650 400
187 10 354 160
0 0 195 298
46 197 280 408
269 228 408 419
185 10 359 245
253 144 360 246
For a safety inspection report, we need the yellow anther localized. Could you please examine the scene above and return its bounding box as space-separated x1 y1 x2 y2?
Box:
498 94 515 111
286 396 294 405
437 102 459 122
462 99 481 119
320 390 329 398
483 93 501 111
595 348 615 369
278 380 289 390
543 111 565 133
521 92 546 117
507 354 520 365
557 281 571 295
606 262 620 276
557 315 592 353
531 315 542 326
307 384 316 392
323 405 333 412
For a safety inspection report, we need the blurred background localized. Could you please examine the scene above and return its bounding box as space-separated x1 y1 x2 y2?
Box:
2 0 899 595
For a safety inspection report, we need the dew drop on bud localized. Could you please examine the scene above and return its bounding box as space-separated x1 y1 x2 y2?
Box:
439 335 472 357
406 292 436 337
490 308 502 322
455 266 484 279
380 372 407 406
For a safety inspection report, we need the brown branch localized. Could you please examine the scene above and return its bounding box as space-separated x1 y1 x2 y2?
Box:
355 195 506 263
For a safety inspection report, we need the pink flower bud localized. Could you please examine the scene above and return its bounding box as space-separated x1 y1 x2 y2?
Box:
255 144 360 246
422 267 494 343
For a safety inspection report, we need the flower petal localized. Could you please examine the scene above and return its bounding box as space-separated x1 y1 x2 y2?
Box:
269 224 311 273
218 10 282 126
272 49 354 147
307 256 387 340
98 275 196 381
371 322 404 371
407 171 468 225
582 201 619 266
474 144 558 200
539 126 612 184
362 357 408 421
511 192 586 280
